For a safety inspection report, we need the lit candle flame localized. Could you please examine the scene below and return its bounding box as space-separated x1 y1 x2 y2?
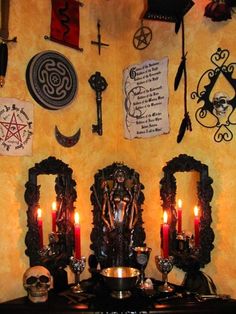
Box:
194 206 199 217
74 212 80 224
37 208 42 218
163 211 168 224
52 201 57 211
117 267 123 278
178 199 182 208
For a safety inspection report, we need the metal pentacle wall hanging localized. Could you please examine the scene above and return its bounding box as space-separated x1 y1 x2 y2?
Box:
133 20 152 50
26 51 78 110
191 48 236 143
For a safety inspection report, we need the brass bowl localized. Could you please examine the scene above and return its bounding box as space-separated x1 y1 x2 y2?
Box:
101 266 140 299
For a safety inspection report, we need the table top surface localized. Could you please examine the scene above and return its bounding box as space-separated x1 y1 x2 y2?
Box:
1 278 236 314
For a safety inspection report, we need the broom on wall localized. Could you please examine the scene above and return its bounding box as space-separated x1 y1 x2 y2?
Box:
142 0 194 143
174 18 192 143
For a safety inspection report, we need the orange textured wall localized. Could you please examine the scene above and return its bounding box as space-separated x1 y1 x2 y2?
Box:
0 0 236 302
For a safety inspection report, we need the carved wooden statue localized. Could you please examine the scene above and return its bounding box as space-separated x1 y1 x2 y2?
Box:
89 162 146 271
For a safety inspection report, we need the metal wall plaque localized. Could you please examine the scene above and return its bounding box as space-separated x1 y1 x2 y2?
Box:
26 50 77 110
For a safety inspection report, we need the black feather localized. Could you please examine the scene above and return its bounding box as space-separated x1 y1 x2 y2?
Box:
177 116 187 143
177 112 192 143
174 55 186 91
186 112 192 131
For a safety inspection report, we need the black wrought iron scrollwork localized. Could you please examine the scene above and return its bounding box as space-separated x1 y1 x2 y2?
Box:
192 48 236 143
24 156 77 275
160 154 214 272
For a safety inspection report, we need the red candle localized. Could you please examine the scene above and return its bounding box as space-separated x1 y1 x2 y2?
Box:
74 212 81 259
177 199 182 234
162 211 169 258
52 201 57 233
37 208 43 249
194 206 200 248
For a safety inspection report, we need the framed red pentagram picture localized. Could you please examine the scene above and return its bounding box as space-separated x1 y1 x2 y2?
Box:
0 98 33 156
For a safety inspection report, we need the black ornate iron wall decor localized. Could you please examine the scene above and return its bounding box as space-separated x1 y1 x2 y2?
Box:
160 154 214 272
192 48 236 143
89 162 146 272
24 156 77 276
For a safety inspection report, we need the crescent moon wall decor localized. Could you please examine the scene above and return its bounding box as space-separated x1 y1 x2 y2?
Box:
55 125 81 147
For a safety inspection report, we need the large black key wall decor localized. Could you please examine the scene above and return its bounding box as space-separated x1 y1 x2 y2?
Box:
88 71 108 136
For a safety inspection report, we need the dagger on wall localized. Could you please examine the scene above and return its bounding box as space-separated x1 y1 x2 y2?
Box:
0 0 17 87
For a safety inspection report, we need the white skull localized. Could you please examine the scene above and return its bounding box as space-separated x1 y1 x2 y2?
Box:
213 92 230 117
23 266 51 303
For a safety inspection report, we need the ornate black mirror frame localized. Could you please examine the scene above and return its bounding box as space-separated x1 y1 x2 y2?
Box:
24 156 77 275
160 154 214 272
89 162 146 272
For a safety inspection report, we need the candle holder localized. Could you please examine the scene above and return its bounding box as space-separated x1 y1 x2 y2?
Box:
69 256 86 293
155 255 174 293
175 232 188 252
133 247 152 288
38 232 63 258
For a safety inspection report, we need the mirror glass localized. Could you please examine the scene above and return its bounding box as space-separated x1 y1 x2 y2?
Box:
175 171 199 237
37 174 57 245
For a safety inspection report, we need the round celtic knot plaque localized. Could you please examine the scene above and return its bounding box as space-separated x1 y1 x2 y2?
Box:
26 51 78 110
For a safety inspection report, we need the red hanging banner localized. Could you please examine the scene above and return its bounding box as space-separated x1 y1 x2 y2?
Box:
50 0 81 50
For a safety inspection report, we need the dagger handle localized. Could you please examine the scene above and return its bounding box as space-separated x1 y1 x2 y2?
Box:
0 0 10 40
0 42 8 87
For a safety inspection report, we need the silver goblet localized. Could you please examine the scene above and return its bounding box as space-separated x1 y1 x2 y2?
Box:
69 256 86 293
155 255 174 293
133 247 152 288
